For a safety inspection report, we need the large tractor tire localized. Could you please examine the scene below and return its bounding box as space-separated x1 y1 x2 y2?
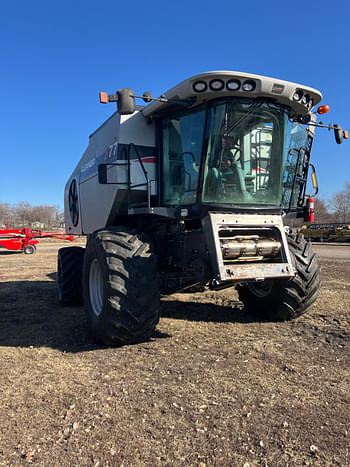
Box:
57 246 85 306
237 229 321 321
83 229 160 346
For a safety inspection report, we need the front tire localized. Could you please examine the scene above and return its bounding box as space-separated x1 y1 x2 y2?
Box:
237 229 321 321
83 229 160 346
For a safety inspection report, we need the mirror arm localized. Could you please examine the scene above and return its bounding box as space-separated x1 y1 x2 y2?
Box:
134 94 196 107
297 119 348 145
307 121 337 130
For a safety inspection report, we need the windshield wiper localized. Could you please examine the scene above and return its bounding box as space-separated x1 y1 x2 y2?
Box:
223 99 265 136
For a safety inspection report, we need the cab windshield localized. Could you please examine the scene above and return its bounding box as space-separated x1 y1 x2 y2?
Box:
161 98 308 209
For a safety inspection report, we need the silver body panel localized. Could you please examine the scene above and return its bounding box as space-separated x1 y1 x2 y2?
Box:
65 110 156 234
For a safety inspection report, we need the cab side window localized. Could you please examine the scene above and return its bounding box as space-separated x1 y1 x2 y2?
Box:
162 110 205 205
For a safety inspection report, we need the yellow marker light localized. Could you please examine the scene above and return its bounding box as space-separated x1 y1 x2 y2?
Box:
311 172 318 188
317 105 330 115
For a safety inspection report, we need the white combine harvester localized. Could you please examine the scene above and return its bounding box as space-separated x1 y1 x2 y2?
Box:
58 70 347 345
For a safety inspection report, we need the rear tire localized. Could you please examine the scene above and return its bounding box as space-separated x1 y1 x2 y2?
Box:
57 246 85 306
237 229 321 321
83 229 160 346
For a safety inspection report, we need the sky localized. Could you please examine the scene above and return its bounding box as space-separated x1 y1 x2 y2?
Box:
0 0 349 210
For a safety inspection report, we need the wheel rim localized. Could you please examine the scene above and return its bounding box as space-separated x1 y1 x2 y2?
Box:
89 259 104 316
248 279 273 298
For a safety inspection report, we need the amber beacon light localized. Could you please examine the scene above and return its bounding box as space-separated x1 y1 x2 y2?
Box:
317 105 330 115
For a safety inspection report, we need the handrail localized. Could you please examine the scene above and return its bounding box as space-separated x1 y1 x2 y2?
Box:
127 143 151 209
286 147 305 210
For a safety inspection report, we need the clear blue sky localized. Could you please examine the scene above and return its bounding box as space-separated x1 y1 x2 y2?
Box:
1 0 349 210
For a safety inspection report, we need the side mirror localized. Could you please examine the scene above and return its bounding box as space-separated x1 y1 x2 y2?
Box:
334 124 344 144
117 88 135 115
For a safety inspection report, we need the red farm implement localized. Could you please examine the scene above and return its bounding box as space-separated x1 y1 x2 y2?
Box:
0 227 74 254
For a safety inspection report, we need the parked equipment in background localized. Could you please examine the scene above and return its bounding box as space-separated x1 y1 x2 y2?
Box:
301 223 350 242
58 70 348 346
0 227 74 254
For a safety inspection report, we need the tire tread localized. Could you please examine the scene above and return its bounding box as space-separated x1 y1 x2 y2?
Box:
237 228 321 321
83 229 160 345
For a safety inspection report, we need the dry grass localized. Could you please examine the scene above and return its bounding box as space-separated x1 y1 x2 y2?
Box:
0 241 349 466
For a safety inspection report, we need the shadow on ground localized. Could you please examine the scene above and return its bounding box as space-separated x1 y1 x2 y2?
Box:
0 251 23 255
0 277 260 351
160 298 256 324
0 279 93 352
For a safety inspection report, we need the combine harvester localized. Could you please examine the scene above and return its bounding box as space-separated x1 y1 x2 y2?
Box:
0 226 74 254
58 70 348 345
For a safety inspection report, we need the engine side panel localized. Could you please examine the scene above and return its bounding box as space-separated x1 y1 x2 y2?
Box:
202 212 295 282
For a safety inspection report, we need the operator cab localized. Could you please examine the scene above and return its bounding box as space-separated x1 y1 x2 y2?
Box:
160 97 309 212
120 71 322 215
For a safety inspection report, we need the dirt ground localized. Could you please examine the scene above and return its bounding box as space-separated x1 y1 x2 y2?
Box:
0 239 349 467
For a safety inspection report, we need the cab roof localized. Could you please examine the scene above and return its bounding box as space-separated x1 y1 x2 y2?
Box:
142 70 322 118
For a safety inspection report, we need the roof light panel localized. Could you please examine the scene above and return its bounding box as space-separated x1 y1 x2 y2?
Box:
191 75 319 115
192 77 258 94
144 71 323 119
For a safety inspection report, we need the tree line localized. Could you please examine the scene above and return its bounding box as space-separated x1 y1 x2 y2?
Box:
314 180 350 223
0 202 64 229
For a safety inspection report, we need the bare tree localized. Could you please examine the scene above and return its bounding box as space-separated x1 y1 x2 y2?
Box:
314 197 334 223
346 180 350 201
0 202 11 226
1 202 64 229
54 206 64 228
13 202 32 227
330 180 350 223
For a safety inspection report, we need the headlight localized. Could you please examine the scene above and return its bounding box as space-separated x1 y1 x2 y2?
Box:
307 98 314 110
302 94 310 105
193 81 207 93
242 80 256 92
226 79 241 91
209 79 224 91
293 89 303 101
